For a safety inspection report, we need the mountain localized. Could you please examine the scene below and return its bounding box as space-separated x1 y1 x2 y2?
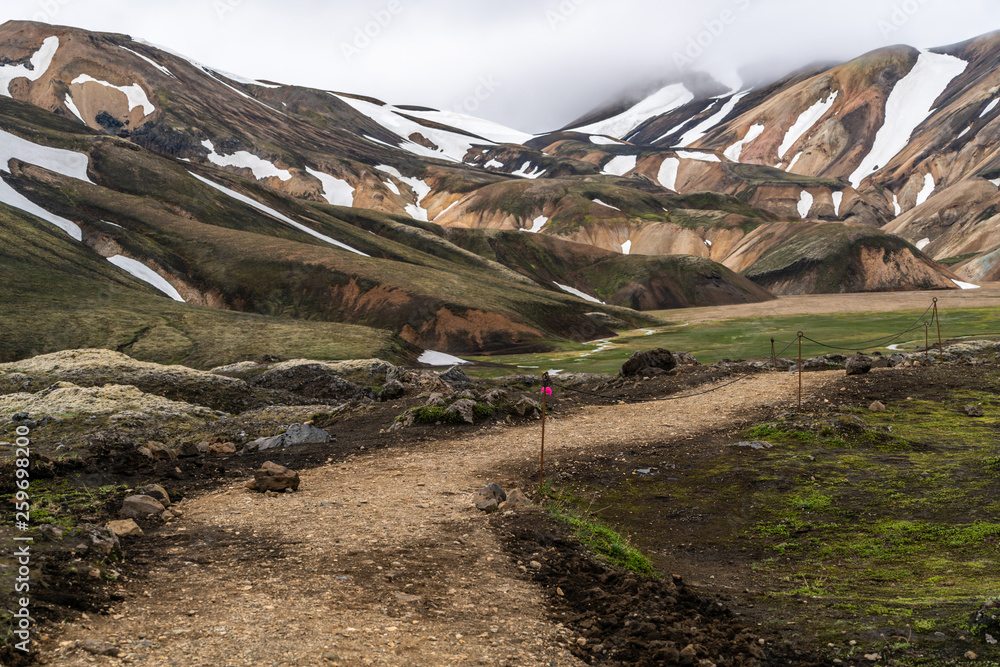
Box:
0 20 990 364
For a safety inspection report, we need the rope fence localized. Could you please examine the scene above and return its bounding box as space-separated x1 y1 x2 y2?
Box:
535 298 963 490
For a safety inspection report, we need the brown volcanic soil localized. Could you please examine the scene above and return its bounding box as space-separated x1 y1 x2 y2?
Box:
13 367 840 666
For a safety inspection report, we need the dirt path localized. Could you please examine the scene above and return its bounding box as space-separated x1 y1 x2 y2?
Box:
44 370 843 666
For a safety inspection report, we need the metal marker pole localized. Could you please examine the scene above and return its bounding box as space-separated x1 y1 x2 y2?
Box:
925 323 930 364
771 337 777 370
540 372 550 493
934 298 943 364
797 332 804 414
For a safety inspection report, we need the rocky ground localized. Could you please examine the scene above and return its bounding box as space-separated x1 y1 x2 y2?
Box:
1 343 998 665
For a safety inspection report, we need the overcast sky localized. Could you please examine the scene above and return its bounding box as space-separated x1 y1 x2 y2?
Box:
1 0 997 132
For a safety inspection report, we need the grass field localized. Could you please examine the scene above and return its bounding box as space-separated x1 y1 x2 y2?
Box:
464 304 1000 376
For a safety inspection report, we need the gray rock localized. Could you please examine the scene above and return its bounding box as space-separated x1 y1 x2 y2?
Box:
379 380 405 401
247 461 300 492
385 366 406 384
846 354 873 376
481 388 510 405
474 483 506 512
869 352 890 368
77 640 122 657
135 484 170 507
283 424 332 446
621 348 676 377
176 440 201 458
139 441 176 461
207 441 236 456
870 400 886 412
439 366 472 385
965 404 985 417
79 525 121 557
887 353 907 367
731 441 773 450
500 488 530 509
671 351 700 367
455 389 476 400
120 495 166 519
424 394 448 408
514 397 542 418
446 399 477 424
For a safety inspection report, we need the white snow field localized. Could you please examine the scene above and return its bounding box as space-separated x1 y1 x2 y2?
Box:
589 136 624 145
64 94 85 123
675 151 721 162
952 279 980 290
484 159 504 169
107 255 185 301
724 123 765 162
980 98 999 118
832 191 844 217
621 239 632 255
0 36 58 96
119 46 175 78
521 216 548 233
572 83 694 138
202 140 291 181
601 155 637 176
512 162 545 179
777 92 838 159
554 282 605 304
189 172 369 256
71 74 155 116
0 127 94 241
849 51 967 188
915 173 935 206
916 238 931 250
376 165 431 221
797 191 814 219
678 92 749 147
657 157 681 191
591 199 621 211
418 350 470 366
306 167 354 207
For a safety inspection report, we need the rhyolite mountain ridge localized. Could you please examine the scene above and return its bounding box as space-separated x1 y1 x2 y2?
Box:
0 20 992 364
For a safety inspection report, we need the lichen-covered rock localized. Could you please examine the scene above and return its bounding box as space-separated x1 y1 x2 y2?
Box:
246 461 300 492
445 399 477 424
0 382 220 422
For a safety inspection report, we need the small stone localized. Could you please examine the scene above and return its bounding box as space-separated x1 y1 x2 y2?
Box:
556 587 564 597
965 651 978 660
864 653 881 662
869 400 886 412
965 405 984 417
88 568 102 579
499 488 530 510
529 560 542 570
576 637 587 647
135 484 170 507
207 441 237 456
107 519 143 538
246 461 300 492
120 495 165 519
77 640 121 657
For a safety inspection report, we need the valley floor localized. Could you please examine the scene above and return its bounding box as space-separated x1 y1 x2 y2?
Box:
37 370 839 666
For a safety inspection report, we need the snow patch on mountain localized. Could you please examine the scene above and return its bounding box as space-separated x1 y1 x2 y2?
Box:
64 94 85 123
678 92 749 147
621 239 632 255
119 46 175 78
376 165 431 221
418 350 470 366
189 172 369 256
778 91 838 159
71 74 155 116
676 151 721 163
394 107 531 146
572 83 694 138
107 256 185 301
591 199 621 211
484 159 504 169
0 127 94 241
590 135 624 145
201 140 291 181
724 124 765 162
522 216 548 233
893 193 901 216
797 191 813 219
980 98 999 118
915 173 935 206
657 157 680 191
554 282 605 304
512 162 545 179
952 279 980 290
0 36 58 96
306 167 354 207
832 191 844 217
916 238 931 250
786 152 804 173
849 51 967 188
602 155 637 176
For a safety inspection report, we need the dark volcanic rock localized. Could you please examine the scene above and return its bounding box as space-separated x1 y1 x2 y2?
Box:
846 354 873 375
621 348 676 377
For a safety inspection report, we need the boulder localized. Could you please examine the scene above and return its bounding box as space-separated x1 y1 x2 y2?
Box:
965 404 985 417
481 388 509 405
445 399 477 424
139 441 176 461
846 354 872 376
869 352 890 368
424 394 447 408
107 519 144 538
671 351 700 367
379 380 405 401
869 400 886 412
79 525 121 557
473 483 507 512
135 484 170 507
439 366 472 386
621 349 676 377
283 424 332 446
514 397 542 418
207 441 237 456
970 599 999 643
247 461 300 492
120 495 166 519
176 440 201 458
500 488 530 509
887 353 907 367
